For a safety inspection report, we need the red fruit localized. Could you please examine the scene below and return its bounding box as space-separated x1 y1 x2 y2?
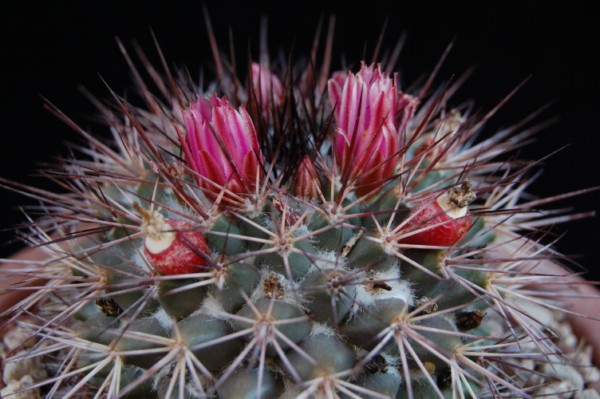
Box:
143 216 210 275
400 182 475 247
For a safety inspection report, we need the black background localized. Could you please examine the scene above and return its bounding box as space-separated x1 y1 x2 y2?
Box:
1 1 599 279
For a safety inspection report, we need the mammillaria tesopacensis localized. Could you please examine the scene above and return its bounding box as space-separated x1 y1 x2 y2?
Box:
1 20 599 399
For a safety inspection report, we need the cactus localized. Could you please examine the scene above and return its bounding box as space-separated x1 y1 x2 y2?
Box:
1 20 599 399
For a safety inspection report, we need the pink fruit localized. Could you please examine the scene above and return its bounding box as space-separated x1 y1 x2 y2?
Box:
400 182 475 247
144 218 210 275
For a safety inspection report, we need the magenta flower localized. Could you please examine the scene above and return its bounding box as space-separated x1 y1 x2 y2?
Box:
250 63 283 115
328 63 414 196
181 97 263 201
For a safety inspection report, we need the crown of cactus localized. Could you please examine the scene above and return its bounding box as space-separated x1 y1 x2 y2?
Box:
1 19 599 399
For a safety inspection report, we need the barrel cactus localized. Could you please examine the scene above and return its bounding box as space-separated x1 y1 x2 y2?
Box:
1 20 599 399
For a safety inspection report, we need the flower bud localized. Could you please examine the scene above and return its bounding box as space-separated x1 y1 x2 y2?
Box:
250 62 283 117
328 63 401 196
292 156 321 199
181 97 264 202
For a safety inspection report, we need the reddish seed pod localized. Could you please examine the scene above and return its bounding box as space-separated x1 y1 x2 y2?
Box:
142 213 210 275
400 182 475 247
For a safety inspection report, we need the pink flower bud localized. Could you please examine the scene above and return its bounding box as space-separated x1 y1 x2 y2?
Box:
328 63 401 196
251 63 283 117
292 156 321 199
181 97 264 202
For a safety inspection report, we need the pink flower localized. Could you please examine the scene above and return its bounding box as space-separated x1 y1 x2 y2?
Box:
181 97 263 201
328 63 415 196
251 63 283 116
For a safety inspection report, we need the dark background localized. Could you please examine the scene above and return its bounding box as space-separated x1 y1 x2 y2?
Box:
1 1 599 279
